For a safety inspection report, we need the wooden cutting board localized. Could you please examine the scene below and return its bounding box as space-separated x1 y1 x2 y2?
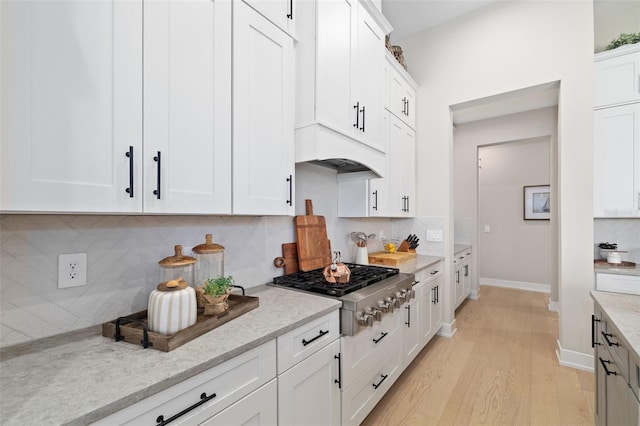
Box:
295 200 332 271
368 251 416 266
273 242 300 275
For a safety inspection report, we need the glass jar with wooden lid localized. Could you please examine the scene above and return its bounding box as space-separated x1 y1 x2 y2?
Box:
158 245 196 286
192 234 224 287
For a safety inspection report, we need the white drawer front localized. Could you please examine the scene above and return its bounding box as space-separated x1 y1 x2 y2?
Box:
200 379 277 426
414 260 444 285
341 309 402 388
341 331 403 426
277 310 340 373
596 273 640 296
93 340 276 425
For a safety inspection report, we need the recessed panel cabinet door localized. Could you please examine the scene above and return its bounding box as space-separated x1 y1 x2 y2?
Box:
233 1 294 215
1 0 142 212
143 0 232 214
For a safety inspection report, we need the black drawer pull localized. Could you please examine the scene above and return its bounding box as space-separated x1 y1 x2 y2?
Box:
334 353 342 389
153 151 161 199
353 102 359 128
286 174 293 206
156 392 216 425
372 190 378 211
599 357 618 376
302 329 329 346
591 315 601 348
601 331 620 347
405 304 411 327
430 270 439 275
372 374 388 390
373 332 388 344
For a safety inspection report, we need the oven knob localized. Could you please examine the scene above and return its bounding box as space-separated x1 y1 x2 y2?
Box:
377 300 390 313
356 311 374 327
366 307 382 321
406 288 416 300
386 296 399 310
395 291 407 304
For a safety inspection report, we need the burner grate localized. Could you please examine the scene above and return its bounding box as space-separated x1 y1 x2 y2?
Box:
272 263 399 297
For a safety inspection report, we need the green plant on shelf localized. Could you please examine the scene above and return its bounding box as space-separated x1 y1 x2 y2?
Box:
605 32 640 51
203 275 234 296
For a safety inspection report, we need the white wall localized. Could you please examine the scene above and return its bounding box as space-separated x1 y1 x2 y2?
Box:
478 138 550 285
453 107 558 299
402 1 594 365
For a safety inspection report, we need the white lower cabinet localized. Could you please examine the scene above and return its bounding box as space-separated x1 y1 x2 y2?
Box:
401 294 420 367
92 340 276 425
454 248 472 309
414 261 444 348
278 339 341 426
202 379 277 426
341 329 403 426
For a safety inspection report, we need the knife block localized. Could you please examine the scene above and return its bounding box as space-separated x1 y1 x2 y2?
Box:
397 241 416 253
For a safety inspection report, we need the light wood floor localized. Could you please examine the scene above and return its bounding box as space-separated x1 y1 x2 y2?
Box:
361 286 595 426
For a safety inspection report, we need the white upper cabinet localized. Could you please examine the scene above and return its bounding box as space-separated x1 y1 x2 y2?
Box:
232 0 295 215
143 0 232 214
594 44 640 109
243 0 297 39
1 0 143 212
386 52 417 129
385 113 416 217
593 103 640 217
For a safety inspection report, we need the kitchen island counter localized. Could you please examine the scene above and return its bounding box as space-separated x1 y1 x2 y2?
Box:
591 290 640 360
0 286 341 425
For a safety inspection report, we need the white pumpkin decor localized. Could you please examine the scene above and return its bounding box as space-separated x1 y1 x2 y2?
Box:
148 278 197 335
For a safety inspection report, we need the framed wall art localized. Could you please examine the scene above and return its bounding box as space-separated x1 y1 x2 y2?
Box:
523 185 550 220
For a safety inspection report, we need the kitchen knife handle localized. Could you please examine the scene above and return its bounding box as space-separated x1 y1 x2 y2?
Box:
153 151 161 199
372 190 378 211
353 102 359 128
125 146 134 198
156 392 217 425
286 175 293 206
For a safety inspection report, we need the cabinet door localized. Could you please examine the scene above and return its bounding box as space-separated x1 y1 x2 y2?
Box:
1 0 142 212
386 114 416 217
397 122 416 216
353 3 385 151
418 283 432 347
243 0 296 38
278 339 341 426
143 0 231 214
402 297 420 367
233 1 295 215
430 279 443 337
594 52 640 108
387 60 416 130
594 103 640 217
201 379 277 426
315 0 355 136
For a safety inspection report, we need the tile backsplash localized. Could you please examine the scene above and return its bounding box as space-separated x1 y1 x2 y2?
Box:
1 163 438 347
594 218 640 263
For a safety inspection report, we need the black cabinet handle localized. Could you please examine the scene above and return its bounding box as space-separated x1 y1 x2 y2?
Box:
432 287 436 305
372 374 388 390
456 271 460 284
406 196 409 212
302 329 328 346
372 190 378 211
405 304 411 327
156 392 217 425
286 0 292 19
360 105 365 131
402 97 406 115
601 331 620 347
334 353 342 389
599 357 618 376
430 270 439 275
153 151 161 199
406 99 409 116
125 146 134 198
353 102 359 128
286 174 293 206
464 265 468 277
373 331 388 344
591 315 601 348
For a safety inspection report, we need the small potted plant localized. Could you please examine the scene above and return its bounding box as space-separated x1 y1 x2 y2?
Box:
199 275 234 315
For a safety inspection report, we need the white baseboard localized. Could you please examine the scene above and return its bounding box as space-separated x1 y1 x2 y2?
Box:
548 300 559 312
556 339 593 372
437 319 457 338
469 289 480 300
480 277 550 294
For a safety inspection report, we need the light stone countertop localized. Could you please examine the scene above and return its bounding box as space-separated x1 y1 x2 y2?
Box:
454 244 472 255
0 286 341 426
594 262 640 277
397 255 444 274
591 290 640 360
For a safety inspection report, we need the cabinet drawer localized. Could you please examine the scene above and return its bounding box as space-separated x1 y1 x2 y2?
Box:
341 309 402 388
341 330 403 426
414 260 444 285
277 310 340 373
200 379 277 426
93 340 276 425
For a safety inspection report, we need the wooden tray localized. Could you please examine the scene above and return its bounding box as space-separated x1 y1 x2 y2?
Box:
102 294 259 352
368 251 416 266
594 259 636 267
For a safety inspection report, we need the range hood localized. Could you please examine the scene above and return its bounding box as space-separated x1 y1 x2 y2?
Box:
295 123 386 179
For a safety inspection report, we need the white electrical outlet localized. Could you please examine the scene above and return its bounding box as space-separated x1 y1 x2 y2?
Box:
426 229 443 242
58 253 87 288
